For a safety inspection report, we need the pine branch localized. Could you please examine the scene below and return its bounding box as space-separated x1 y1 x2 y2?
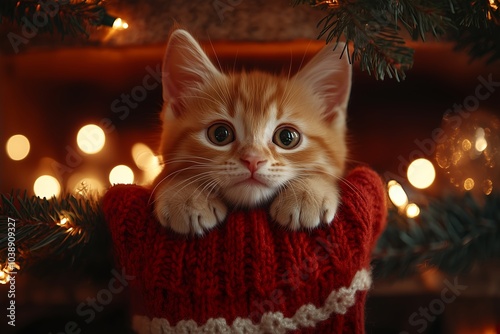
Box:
372 191 500 277
0 0 114 38
318 2 414 80
293 0 452 80
451 0 500 63
0 191 107 270
293 0 499 79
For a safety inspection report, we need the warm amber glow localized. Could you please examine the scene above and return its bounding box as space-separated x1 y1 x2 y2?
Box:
34 175 61 198
1 262 20 284
0 268 7 284
464 178 475 191
475 137 488 152
6 134 30 161
407 158 436 189
132 143 154 170
482 327 498 334
109 165 134 185
77 124 106 154
113 18 129 30
59 217 69 226
405 203 420 218
387 180 408 208
462 139 471 151
475 127 488 152
489 0 498 10
483 179 493 195
132 143 163 184
314 0 340 8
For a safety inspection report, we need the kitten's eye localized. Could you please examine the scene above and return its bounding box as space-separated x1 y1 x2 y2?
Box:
273 126 301 149
207 123 235 146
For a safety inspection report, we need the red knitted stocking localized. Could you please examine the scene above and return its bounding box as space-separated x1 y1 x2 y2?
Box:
103 166 387 334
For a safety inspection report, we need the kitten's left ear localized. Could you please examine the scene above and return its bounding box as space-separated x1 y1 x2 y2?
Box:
294 43 352 126
162 29 221 117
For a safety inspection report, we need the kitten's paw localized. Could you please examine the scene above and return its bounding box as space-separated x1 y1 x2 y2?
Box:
155 188 227 236
270 182 339 230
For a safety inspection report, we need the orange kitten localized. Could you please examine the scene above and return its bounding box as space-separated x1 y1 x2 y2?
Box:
153 29 351 235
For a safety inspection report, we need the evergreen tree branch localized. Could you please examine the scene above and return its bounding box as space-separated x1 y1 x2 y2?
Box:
0 191 107 270
293 0 500 79
451 0 500 63
0 0 113 38
372 191 500 277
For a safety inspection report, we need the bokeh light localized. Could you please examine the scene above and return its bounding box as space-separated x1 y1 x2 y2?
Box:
6 134 30 161
77 124 106 154
464 178 475 191
58 217 69 226
483 179 493 195
387 180 408 208
132 143 163 184
109 165 134 185
407 158 436 189
113 18 129 30
34 175 61 198
405 203 420 218
132 143 155 171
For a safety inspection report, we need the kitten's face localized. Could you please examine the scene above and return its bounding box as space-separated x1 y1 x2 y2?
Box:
156 30 351 208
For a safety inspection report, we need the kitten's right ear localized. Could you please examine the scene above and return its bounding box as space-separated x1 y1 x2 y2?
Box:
162 29 220 117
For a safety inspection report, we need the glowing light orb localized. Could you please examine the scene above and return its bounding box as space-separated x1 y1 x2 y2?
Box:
77 124 106 154
474 128 488 152
407 158 436 189
483 179 493 195
34 175 61 198
6 134 30 161
109 165 134 185
387 180 408 208
132 143 163 184
59 217 69 226
461 139 471 151
113 18 129 30
405 203 420 218
464 178 475 191
475 137 488 152
132 143 155 171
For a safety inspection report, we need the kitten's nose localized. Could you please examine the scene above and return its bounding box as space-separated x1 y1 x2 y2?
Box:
240 155 267 173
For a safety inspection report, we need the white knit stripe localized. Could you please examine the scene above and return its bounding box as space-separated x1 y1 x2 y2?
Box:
133 268 371 334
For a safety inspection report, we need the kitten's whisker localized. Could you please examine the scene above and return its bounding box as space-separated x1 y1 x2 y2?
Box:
207 34 223 73
166 154 217 162
200 179 220 202
159 172 219 203
204 77 232 109
149 165 221 203
161 160 223 168
307 168 365 205
232 50 239 73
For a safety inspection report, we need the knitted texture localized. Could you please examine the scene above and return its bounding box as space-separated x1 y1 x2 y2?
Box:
102 166 387 334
